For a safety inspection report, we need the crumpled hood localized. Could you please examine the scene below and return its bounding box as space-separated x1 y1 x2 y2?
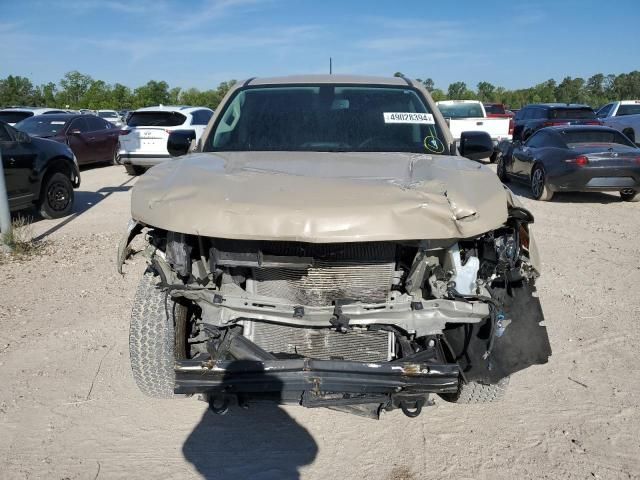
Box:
131 151 509 242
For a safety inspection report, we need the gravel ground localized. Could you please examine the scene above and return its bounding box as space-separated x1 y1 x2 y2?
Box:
0 164 639 480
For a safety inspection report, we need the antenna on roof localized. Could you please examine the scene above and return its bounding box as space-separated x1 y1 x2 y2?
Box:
329 57 332 75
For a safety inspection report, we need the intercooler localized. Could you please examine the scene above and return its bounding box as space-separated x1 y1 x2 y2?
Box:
243 321 394 362
251 242 397 306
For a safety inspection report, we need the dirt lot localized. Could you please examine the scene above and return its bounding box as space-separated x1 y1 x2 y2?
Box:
1 164 639 480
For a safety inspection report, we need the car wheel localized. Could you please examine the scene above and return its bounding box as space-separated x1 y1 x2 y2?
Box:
130 267 183 398
440 377 510 404
620 189 640 202
622 128 635 144
530 166 554 201
496 152 510 183
38 172 74 219
112 145 122 165
125 164 145 176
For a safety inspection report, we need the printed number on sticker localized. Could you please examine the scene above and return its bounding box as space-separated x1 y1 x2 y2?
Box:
383 112 435 124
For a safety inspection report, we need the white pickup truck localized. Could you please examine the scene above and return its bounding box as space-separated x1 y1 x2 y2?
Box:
596 100 640 144
436 100 511 162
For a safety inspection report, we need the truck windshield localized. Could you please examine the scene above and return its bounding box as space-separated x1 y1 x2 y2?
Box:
206 85 448 154
437 103 484 119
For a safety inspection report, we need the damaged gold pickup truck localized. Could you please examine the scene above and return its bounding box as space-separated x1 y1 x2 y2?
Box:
118 75 551 419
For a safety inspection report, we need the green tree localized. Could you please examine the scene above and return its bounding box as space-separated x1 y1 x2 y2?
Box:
40 82 58 107
111 83 133 109
0 75 37 106
422 78 435 92
84 80 112 109
429 88 447 101
133 80 170 107
447 81 475 99
476 81 496 101
169 87 182 105
59 71 93 107
555 77 586 104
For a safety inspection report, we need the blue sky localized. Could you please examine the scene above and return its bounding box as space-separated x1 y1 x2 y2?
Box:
1 0 639 91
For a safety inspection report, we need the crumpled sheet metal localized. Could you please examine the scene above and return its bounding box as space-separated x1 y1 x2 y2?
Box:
131 151 509 243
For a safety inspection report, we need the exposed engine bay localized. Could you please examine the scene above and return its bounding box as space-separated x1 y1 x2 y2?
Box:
120 205 551 418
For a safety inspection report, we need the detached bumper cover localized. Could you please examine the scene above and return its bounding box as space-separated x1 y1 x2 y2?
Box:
174 358 460 396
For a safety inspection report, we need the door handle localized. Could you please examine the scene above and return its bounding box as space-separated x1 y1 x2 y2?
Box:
89 137 96 140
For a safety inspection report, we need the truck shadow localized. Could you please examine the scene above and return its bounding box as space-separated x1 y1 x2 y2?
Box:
182 365 318 480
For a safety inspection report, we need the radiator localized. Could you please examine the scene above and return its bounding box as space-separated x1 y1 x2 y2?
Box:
252 242 396 306
243 321 394 362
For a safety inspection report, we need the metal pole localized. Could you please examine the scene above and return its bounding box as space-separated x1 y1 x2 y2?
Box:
0 146 12 244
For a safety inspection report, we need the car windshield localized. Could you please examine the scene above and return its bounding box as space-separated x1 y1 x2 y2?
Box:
14 116 69 137
127 111 186 127
99 111 118 118
206 85 448 154
484 104 505 115
618 104 640 116
437 103 484 119
550 108 595 120
0 111 34 123
561 129 636 147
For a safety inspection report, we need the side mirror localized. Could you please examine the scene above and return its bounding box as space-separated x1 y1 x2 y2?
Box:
167 130 196 157
459 131 494 161
15 130 31 143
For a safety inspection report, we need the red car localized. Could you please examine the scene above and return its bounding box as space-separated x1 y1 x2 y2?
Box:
14 114 120 165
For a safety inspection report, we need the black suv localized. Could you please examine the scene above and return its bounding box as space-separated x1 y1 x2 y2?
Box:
512 104 600 142
1 120 80 219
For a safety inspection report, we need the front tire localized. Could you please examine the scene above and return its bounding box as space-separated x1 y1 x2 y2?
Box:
620 190 640 202
440 377 510 404
112 145 122 165
129 268 178 398
496 152 510 183
530 166 554 201
38 172 74 219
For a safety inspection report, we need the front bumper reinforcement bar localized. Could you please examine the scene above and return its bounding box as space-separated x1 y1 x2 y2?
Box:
174 358 460 396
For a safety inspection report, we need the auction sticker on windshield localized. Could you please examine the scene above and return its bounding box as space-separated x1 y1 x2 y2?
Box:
383 112 435 124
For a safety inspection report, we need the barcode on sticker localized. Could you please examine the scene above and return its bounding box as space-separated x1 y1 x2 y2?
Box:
383 112 435 124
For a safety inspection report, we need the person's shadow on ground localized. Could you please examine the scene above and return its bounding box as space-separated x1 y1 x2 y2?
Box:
182 365 318 480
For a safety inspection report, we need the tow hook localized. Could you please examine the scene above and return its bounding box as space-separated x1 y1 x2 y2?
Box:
208 394 230 415
398 395 434 418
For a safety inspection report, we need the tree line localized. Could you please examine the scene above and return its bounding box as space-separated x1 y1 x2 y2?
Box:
395 71 640 108
0 71 237 110
1 70 639 111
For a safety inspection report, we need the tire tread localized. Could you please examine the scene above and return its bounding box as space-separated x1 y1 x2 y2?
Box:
129 268 175 398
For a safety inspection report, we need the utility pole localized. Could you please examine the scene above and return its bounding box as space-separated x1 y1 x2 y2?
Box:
0 147 12 248
329 57 332 75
